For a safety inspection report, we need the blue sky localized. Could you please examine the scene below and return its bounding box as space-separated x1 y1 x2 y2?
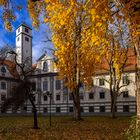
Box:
0 0 53 63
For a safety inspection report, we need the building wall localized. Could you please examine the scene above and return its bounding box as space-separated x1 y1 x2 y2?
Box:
0 53 137 114
0 23 136 115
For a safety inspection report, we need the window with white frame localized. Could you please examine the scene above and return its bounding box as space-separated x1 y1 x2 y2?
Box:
99 79 105 86
122 75 130 85
1 82 6 90
100 106 105 112
122 91 129 98
56 107 61 113
1 94 6 101
55 80 61 90
18 28 20 33
89 106 94 112
89 92 94 99
43 62 48 71
123 105 129 112
43 107 48 113
69 107 73 112
43 95 48 101
99 92 105 99
56 94 60 101
43 81 48 91
25 36 29 42
25 28 29 33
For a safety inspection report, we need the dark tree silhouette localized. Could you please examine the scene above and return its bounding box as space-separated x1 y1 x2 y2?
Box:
0 47 39 129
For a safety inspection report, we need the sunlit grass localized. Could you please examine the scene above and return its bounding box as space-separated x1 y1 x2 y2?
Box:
0 116 131 140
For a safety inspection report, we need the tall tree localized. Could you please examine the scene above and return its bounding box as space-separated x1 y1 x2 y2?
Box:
112 0 140 126
27 0 112 120
100 35 131 118
0 48 39 129
98 7 133 118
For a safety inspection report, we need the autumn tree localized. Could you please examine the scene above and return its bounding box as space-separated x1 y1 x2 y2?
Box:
1 0 138 121
0 47 39 129
28 0 113 120
111 0 140 126
100 33 130 118
95 4 134 117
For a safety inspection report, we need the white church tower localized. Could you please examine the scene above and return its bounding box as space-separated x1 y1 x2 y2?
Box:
16 23 32 66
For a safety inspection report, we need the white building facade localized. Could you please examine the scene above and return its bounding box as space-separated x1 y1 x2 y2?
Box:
0 23 136 115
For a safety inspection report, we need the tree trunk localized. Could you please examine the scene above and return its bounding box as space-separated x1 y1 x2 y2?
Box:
72 87 81 120
73 102 81 120
111 96 116 118
110 89 117 118
28 92 39 129
32 107 39 129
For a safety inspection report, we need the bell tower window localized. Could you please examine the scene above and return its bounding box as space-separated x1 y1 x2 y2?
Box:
25 28 29 33
43 62 48 71
18 28 20 33
25 37 29 42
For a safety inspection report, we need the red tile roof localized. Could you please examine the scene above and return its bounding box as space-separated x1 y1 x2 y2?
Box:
95 48 136 75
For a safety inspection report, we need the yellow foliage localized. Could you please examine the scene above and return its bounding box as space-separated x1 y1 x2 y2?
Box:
0 0 7 7
27 0 114 91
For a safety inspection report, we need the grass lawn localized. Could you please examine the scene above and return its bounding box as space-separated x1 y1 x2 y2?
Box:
0 116 131 140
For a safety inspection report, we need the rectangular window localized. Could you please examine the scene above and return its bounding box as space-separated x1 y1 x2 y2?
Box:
89 92 94 99
89 106 94 112
25 37 29 42
23 106 27 111
99 79 105 86
69 107 73 112
18 28 20 33
122 75 130 85
99 92 105 99
25 28 29 33
122 91 129 98
56 107 60 113
1 95 6 101
80 106 84 112
12 107 17 113
56 94 60 101
115 106 117 112
43 107 48 113
1 82 6 90
100 106 105 112
123 105 129 112
44 95 48 101
55 80 61 90
43 81 48 91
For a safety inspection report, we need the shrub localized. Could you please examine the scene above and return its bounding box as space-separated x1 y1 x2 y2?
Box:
124 116 140 140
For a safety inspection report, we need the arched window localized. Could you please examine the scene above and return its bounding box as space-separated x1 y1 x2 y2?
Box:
1 66 6 74
43 62 48 71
